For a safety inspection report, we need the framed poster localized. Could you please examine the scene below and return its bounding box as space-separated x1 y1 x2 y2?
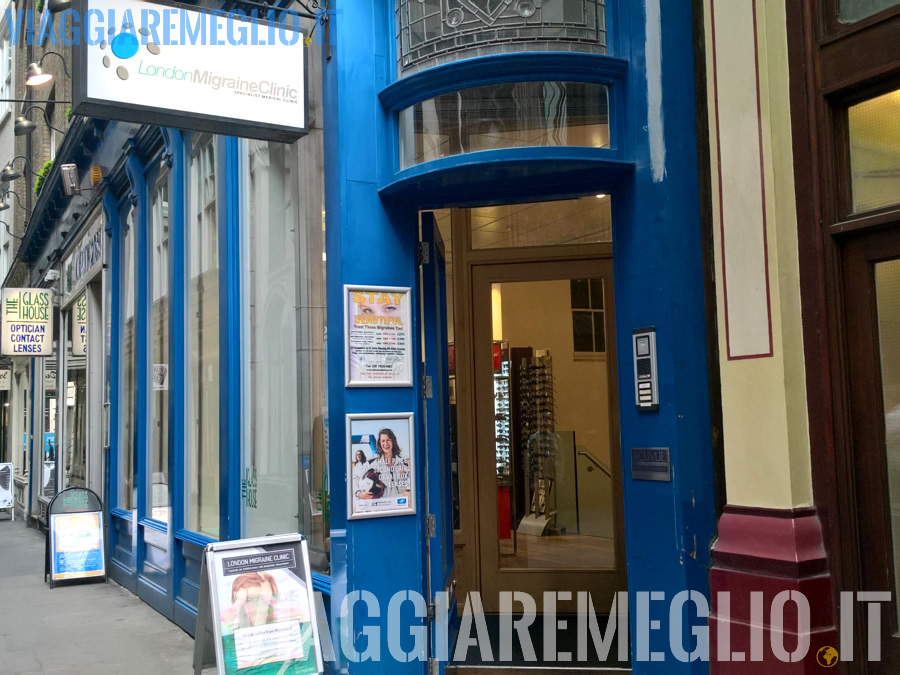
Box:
205 535 323 675
347 413 416 520
49 512 105 581
344 285 413 387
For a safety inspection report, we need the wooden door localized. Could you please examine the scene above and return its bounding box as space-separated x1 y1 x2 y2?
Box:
842 228 900 671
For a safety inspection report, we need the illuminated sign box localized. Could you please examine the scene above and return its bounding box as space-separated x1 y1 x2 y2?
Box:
72 0 308 143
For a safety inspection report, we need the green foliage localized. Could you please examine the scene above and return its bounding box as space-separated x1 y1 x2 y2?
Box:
36 0 44 12
34 159 53 196
66 105 72 122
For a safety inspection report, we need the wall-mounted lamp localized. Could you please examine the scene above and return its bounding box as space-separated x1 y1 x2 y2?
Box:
0 156 30 182
0 220 22 241
15 106 64 136
47 0 73 13
25 52 71 88
0 190 29 213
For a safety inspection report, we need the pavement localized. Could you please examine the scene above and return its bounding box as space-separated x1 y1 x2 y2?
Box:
0 514 200 674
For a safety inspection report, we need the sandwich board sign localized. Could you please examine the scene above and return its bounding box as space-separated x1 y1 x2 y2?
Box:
45 487 106 588
193 534 324 674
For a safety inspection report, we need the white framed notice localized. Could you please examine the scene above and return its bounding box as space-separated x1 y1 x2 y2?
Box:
347 413 416 520
344 285 413 387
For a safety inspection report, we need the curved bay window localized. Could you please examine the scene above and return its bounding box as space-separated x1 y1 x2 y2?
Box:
399 81 610 168
397 0 607 73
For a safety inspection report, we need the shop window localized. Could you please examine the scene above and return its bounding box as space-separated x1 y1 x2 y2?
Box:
839 0 900 23
469 195 612 249
121 205 137 510
64 294 87 488
243 138 329 570
149 161 170 523
570 278 606 355
0 29 11 120
848 87 900 214
397 0 606 73
186 133 220 539
400 81 610 169
42 360 58 499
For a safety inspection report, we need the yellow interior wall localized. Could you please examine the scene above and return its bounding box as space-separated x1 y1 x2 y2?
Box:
496 280 612 468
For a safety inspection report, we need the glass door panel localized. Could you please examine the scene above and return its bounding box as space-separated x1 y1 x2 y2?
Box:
473 259 625 613
842 231 900 668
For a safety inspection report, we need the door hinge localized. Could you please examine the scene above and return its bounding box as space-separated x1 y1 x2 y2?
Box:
423 375 433 399
426 513 436 538
418 241 430 266
428 657 439 675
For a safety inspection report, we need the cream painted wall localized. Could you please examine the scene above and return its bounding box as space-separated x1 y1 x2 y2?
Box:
496 280 612 468
704 0 813 509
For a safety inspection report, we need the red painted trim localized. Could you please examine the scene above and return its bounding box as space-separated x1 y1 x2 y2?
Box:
712 506 829 577
709 0 775 361
750 0 776 359
709 506 837 672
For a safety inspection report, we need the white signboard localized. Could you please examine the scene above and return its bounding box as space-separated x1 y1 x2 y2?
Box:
0 370 10 391
73 0 307 142
152 364 169 391
0 463 13 510
344 286 413 387
347 413 416 520
1 289 54 357
62 219 103 305
45 368 58 392
72 295 87 356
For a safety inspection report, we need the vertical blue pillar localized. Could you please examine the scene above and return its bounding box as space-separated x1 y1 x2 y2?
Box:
615 1 717 673
324 1 428 673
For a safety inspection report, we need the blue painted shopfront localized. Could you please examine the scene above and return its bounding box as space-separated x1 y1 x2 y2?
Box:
323 1 717 673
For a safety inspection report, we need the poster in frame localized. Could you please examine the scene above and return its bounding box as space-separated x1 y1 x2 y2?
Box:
347 413 416 520
344 285 413 387
203 534 324 675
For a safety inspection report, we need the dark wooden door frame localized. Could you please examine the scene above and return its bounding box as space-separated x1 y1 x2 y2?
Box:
787 1 900 671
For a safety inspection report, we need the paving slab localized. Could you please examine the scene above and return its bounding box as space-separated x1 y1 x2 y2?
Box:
0 516 206 675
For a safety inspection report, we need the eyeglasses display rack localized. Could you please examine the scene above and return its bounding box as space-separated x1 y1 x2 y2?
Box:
516 352 557 537
493 341 511 483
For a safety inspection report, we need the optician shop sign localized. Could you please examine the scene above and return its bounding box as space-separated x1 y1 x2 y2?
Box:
72 0 307 143
1 289 54 356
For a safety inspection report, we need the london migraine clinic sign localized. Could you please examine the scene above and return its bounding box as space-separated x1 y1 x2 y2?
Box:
1 289 54 357
67 0 307 143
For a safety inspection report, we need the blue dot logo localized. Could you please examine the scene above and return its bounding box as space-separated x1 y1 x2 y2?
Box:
102 26 161 82
111 32 139 60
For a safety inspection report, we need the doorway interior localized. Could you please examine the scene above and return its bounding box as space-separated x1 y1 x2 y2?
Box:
422 196 627 647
